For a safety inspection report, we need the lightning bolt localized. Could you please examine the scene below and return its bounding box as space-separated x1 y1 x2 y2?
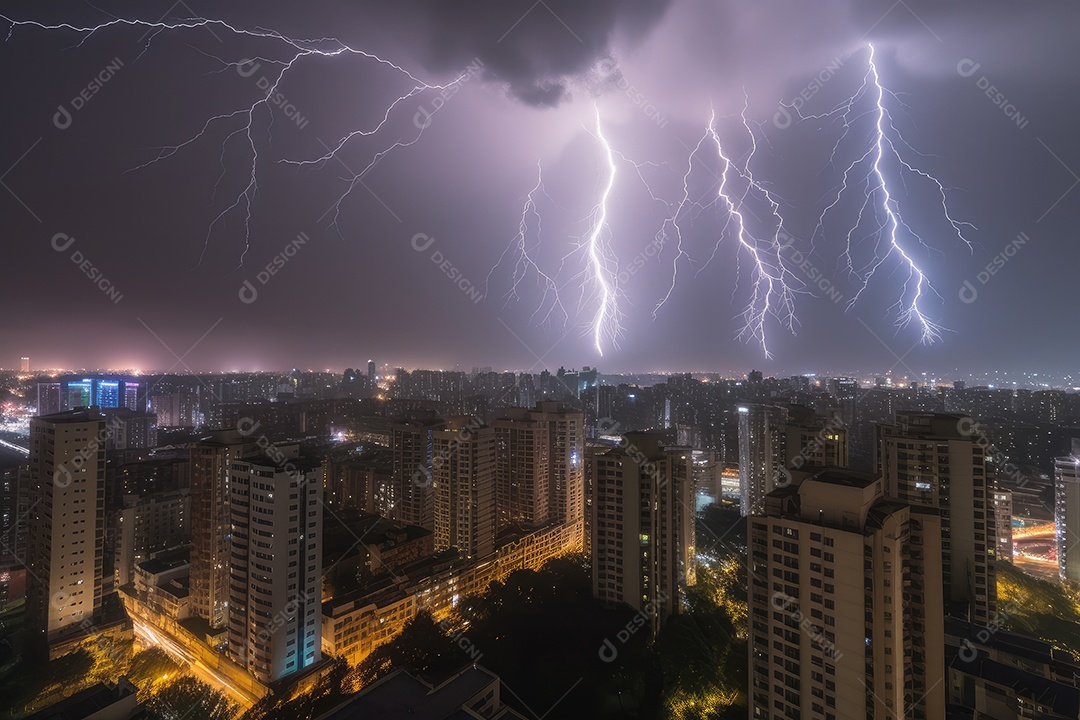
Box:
485 160 568 329
807 43 975 343
582 108 622 357
653 105 800 358
2 13 469 268
705 110 800 358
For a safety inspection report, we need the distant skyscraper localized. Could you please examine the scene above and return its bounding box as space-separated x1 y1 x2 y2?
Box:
122 382 140 411
738 404 788 516
227 444 322 682
95 380 120 409
65 379 93 409
36 383 61 416
189 430 258 629
26 410 107 642
748 469 945 719
20 357 29 372
432 419 496 559
591 433 694 635
876 413 997 625
367 359 376 385
1055 443 1080 583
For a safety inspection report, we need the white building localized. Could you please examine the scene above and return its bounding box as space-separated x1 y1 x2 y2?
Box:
227 444 323 682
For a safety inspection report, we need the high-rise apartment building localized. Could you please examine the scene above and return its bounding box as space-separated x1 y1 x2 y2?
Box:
114 489 190 587
875 412 997 625
189 430 258 629
738 404 788 516
122 382 140 411
37 383 61 416
748 469 945 720
993 489 1013 563
390 419 445 531
1055 444 1080 583
26 410 107 642
785 406 848 470
432 419 496 559
227 444 322 682
591 433 694 635
493 402 584 533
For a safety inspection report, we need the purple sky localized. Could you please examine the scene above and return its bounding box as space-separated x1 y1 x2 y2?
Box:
1 1 1078 376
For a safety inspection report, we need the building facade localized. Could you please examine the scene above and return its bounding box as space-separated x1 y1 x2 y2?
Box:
876 412 998 625
26 410 107 642
739 404 788 516
432 419 497 560
189 430 258 629
748 469 946 720
590 433 694 635
227 444 323 683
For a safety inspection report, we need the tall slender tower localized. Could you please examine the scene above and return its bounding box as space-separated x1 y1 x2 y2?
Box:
189 430 257 629
1055 442 1080 583
26 410 107 642
227 444 322 682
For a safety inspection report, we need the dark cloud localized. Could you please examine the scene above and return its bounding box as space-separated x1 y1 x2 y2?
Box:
359 0 671 106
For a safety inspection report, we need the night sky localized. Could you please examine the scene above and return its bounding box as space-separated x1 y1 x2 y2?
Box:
2 1 1077 376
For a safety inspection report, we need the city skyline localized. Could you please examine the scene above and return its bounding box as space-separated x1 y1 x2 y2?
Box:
2 2 1078 373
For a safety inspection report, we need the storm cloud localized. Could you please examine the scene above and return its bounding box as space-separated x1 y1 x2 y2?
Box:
358 0 672 106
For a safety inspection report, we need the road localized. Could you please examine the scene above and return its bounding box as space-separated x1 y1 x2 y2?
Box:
132 617 260 709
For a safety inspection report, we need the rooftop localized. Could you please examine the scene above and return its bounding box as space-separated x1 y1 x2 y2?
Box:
317 665 525 720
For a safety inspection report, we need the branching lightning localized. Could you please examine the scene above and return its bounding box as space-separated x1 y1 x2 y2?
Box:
581 108 622 356
5 13 976 358
705 110 800 358
803 43 975 343
653 105 800 358
485 160 568 330
2 13 468 268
